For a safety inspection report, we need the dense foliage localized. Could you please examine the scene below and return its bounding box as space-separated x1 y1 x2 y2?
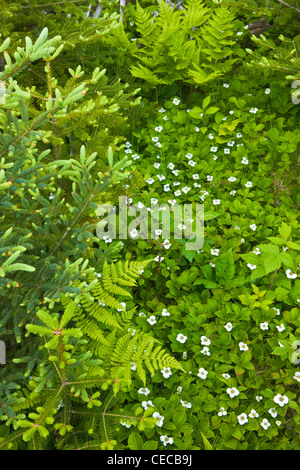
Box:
0 0 299 450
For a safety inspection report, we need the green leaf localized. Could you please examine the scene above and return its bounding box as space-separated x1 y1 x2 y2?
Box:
279 252 294 268
286 241 300 251
200 432 213 450
202 95 211 109
142 440 158 450
267 127 279 142
263 254 282 275
278 222 291 240
205 106 219 114
128 432 143 450
173 409 187 427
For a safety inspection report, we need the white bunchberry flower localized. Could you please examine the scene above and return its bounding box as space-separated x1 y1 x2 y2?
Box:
228 176 237 182
173 98 180 105
260 322 269 330
160 435 173 446
241 157 249 164
276 323 285 332
138 387 150 396
154 162 160 169
154 255 164 262
208 133 214 139
103 235 112 243
163 239 171 249
176 333 188 344
248 409 259 418
245 181 253 188
273 394 289 407
224 322 233 332
167 162 175 170
180 400 192 408
273 308 281 315
227 387 239 398
197 368 208 379
162 308 170 316
129 229 139 239
174 190 181 196
249 224 257 231
201 346 210 356
256 396 263 402
168 199 177 206
239 342 248 351
207 175 213 181
213 199 221 205
211 248 219 256
188 160 196 167
182 186 191 194
163 184 171 192
223 83 229 88
195 127 199 132
201 336 211 346
139 311 146 317
192 174 199 180
293 371 300 382
152 136 159 143
185 153 193 159
249 107 258 113
222 373 230 380
230 190 236 195
146 177 154 184
155 126 163 132
237 413 248 425
117 302 126 312
260 418 271 430
142 400 153 410
265 88 270 94
159 107 165 113
286 269 297 279
218 407 227 416
120 419 132 428
161 367 172 378
268 408 277 418
147 315 156 326
210 147 218 153
253 247 261 255
224 148 230 154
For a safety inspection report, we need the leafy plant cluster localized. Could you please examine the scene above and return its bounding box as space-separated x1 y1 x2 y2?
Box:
0 0 300 451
